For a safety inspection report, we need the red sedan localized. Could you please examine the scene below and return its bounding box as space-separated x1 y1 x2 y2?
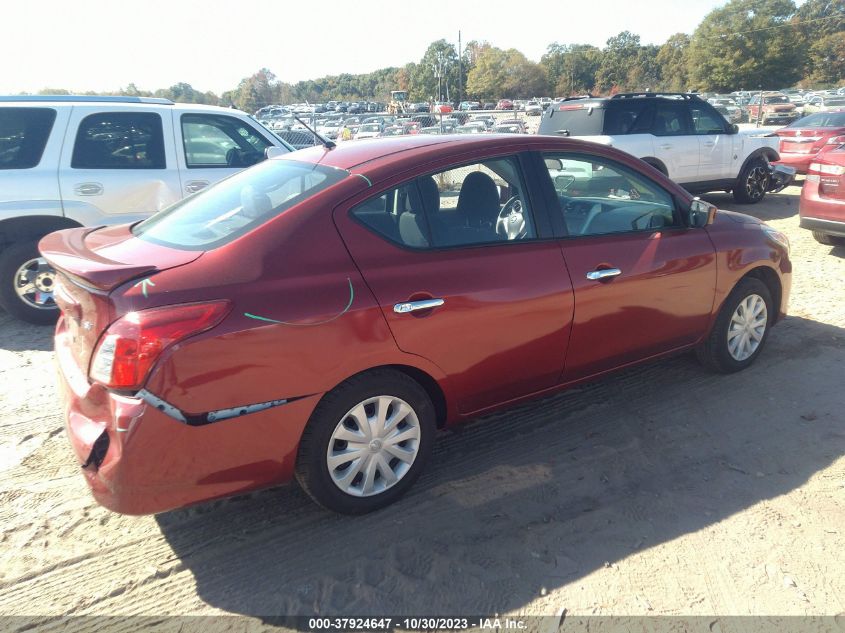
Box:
775 110 845 174
41 135 792 515
799 146 845 246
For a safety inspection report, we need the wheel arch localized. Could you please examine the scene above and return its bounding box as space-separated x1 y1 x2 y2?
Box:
639 157 668 176
323 364 450 430
738 265 783 322
738 147 779 176
0 215 83 248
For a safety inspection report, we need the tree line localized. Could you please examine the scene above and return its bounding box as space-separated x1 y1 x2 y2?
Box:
28 0 844 111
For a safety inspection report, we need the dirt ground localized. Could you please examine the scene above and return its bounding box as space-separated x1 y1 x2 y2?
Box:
0 180 843 626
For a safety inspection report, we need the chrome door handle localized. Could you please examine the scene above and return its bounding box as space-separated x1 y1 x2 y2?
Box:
185 180 209 194
703 142 715 147
393 298 445 314
586 268 622 281
74 182 103 196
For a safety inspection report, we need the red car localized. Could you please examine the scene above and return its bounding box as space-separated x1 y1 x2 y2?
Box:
799 146 845 246
495 99 514 110
775 110 845 174
41 135 792 515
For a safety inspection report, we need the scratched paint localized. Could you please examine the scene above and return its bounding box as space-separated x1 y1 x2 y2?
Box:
133 278 156 298
245 278 354 326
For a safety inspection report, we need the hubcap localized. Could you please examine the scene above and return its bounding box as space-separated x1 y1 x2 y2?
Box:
14 257 57 310
727 294 768 361
327 395 421 497
745 166 769 200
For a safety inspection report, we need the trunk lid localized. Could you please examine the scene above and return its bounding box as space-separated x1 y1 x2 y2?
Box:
778 127 845 154
40 224 203 374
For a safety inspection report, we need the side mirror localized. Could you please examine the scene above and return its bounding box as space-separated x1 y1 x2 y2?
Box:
688 198 717 227
729 124 740 134
265 146 287 159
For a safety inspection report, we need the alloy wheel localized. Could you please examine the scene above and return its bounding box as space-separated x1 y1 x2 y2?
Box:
14 257 57 310
745 166 769 201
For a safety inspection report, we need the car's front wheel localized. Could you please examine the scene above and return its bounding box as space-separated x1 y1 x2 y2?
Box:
696 277 773 373
295 369 436 514
733 158 770 204
0 240 61 325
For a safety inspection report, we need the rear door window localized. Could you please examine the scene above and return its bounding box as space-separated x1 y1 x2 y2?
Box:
72 112 165 169
0 107 57 169
351 156 537 249
652 102 692 136
181 113 272 168
603 102 653 135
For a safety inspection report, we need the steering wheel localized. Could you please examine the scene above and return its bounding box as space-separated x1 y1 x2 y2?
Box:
495 196 527 240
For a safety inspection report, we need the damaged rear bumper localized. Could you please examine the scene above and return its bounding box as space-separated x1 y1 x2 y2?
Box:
767 162 796 193
55 318 320 515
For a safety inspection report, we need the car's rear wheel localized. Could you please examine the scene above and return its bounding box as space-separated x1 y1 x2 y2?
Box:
0 240 60 325
812 230 845 247
733 158 770 204
696 278 773 373
295 369 436 514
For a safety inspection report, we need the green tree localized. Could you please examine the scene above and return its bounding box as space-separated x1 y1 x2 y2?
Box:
627 44 662 91
688 0 803 91
541 43 602 96
410 39 460 101
502 49 548 97
806 31 845 84
466 46 509 100
655 33 691 91
595 31 642 92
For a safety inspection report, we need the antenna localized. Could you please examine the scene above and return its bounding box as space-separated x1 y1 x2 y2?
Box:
293 114 335 150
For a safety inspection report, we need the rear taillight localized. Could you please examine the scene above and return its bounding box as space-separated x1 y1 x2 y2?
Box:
89 301 231 390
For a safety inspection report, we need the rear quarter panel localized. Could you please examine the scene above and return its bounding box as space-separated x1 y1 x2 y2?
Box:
132 177 453 418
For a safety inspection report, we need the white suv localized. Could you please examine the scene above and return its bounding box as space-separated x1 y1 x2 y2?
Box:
0 96 293 323
538 93 794 205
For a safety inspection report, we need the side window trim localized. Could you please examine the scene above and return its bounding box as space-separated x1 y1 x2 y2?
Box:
180 113 271 169
349 153 545 251
0 107 57 170
539 151 682 239
71 111 166 170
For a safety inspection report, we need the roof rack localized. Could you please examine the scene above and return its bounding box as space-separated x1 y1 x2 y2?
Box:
610 92 704 102
0 95 175 105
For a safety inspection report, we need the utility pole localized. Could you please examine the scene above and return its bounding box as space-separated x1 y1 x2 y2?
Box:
458 30 462 107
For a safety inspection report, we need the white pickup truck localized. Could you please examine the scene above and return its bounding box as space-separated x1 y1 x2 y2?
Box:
538 93 793 205
0 96 293 323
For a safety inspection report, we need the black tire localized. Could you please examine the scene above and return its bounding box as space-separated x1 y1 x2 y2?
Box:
0 240 60 325
812 230 845 247
733 157 770 204
696 277 773 374
295 369 436 514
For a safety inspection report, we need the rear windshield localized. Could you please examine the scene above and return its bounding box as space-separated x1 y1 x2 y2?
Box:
132 159 348 250
0 107 57 169
789 112 845 128
538 105 604 136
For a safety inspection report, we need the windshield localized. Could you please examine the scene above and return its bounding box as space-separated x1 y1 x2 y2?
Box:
132 159 348 250
789 111 845 128
764 96 790 104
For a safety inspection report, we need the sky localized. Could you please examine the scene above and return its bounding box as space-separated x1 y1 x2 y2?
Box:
2 0 742 95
